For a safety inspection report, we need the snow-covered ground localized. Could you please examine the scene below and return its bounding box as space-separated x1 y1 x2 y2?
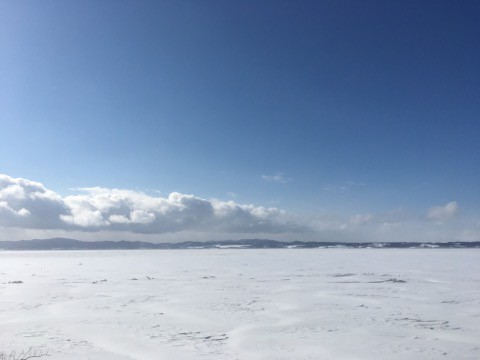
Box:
1 249 479 359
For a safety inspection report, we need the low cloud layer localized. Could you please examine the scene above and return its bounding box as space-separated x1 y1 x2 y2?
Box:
0 174 302 234
426 201 458 221
0 175 68 229
1 174 478 242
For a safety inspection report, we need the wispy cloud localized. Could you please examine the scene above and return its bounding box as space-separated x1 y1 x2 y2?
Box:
261 174 292 184
426 201 458 221
323 186 347 193
349 213 373 225
345 181 366 187
323 181 366 194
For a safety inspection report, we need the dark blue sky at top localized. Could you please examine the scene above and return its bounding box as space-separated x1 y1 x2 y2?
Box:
1 0 479 215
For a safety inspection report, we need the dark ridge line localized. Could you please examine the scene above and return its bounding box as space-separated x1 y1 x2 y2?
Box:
0 238 479 250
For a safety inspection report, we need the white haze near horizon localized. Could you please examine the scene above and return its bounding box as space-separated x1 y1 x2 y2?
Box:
1 249 479 359
1 173 479 243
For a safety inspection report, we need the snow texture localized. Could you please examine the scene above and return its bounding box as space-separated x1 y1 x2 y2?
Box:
1 249 479 359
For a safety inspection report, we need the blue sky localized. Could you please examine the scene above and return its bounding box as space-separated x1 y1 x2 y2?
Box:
0 1 479 241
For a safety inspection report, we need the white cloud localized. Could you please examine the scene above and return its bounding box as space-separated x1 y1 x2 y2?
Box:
0 174 302 235
323 181 366 194
130 209 156 224
261 174 292 183
0 174 68 229
1 174 478 243
426 201 459 221
349 213 373 225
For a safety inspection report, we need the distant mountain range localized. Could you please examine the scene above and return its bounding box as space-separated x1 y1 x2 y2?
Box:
0 238 479 250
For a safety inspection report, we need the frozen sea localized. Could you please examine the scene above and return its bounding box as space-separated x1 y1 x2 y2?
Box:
1 249 479 359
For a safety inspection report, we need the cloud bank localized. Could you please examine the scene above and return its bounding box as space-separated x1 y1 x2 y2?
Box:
0 174 301 235
1 174 478 242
